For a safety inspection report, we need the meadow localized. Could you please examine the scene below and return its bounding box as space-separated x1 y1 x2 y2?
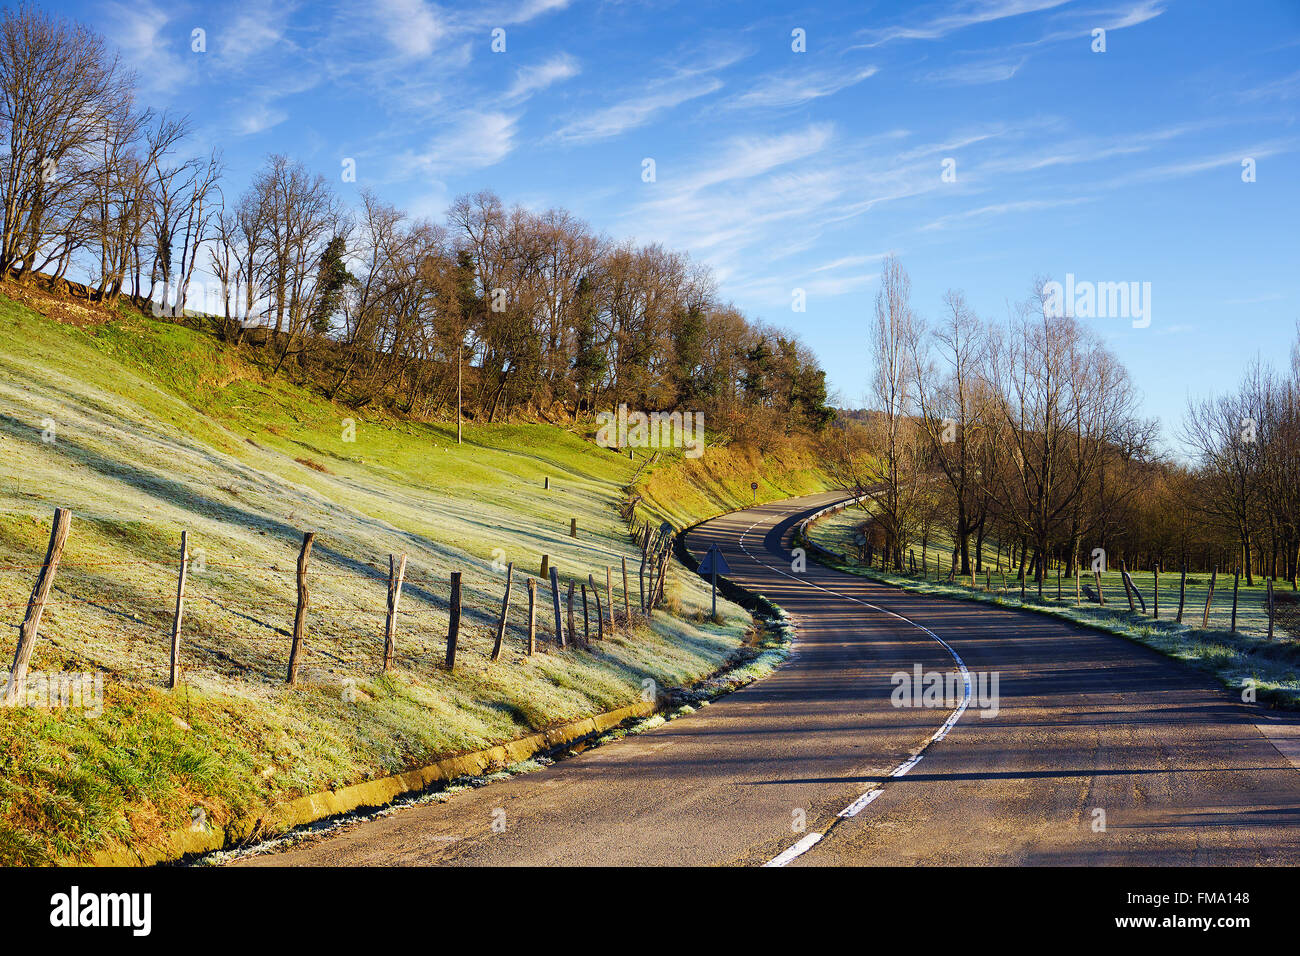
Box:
0 288 830 863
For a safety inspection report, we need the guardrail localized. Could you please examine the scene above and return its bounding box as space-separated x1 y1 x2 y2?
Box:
793 493 868 565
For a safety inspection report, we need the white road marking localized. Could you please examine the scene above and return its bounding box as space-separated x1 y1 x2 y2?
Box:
723 505 973 867
761 831 823 867
838 787 883 818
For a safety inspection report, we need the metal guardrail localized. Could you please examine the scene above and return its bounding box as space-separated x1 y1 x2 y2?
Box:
793 493 868 565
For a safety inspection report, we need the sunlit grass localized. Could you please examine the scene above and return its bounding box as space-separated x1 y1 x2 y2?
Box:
0 290 814 863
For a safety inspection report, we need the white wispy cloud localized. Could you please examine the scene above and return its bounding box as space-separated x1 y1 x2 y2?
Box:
1014 0 1167 47
1093 142 1294 188
728 65 878 109
551 77 722 144
549 42 749 144
217 0 295 65
376 0 445 58
925 55 1027 85
675 124 836 193
235 102 289 136
857 0 1070 47
406 111 519 174
505 53 580 102
919 196 1093 232
100 1 195 95
811 253 889 273
1241 69 1300 102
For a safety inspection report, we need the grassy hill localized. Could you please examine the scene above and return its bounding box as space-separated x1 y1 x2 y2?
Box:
0 286 831 863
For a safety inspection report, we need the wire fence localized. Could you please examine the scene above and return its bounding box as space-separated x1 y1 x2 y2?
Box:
807 506 1296 644
1 507 680 699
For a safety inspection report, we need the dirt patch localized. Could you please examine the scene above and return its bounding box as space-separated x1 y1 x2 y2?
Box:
1 277 115 327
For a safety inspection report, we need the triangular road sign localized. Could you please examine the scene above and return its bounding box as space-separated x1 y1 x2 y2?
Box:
699 544 731 576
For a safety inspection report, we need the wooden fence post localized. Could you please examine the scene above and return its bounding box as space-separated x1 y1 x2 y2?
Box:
383 553 407 672
1128 571 1147 613
590 573 605 640
581 583 590 643
446 571 462 670
1176 565 1187 623
527 577 536 655
168 529 189 689
540 554 549 580
638 538 648 612
605 566 614 634
621 557 631 626
549 567 564 647
491 562 513 661
1230 570 1240 634
1201 568 1217 628
286 531 315 685
1268 578 1275 639
654 549 670 610
1120 564 1137 613
570 518 577 538
648 550 661 610
1094 569 1105 605
4 508 71 705
544 476 550 490
566 579 577 646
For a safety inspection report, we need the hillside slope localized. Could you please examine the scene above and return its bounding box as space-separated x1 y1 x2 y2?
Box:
0 289 831 863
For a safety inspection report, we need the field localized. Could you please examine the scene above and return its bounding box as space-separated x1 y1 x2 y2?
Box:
0 288 830 863
809 504 1300 707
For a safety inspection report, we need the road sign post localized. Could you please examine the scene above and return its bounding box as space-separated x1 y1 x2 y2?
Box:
699 544 731 620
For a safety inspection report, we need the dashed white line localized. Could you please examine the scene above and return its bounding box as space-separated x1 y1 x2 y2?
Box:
724 507 972 867
761 831 823 867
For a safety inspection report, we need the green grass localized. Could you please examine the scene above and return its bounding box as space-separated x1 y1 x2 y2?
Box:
807 506 1300 709
0 289 827 864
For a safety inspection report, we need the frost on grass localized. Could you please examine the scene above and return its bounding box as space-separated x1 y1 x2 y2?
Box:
202 609 799 865
0 294 795 863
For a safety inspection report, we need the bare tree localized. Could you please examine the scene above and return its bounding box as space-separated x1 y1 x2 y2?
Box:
830 255 928 567
910 289 993 574
1183 360 1268 584
0 6 133 281
981 279 1142 589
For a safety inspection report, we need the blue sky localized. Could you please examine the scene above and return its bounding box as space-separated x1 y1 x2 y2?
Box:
65 0 1300 449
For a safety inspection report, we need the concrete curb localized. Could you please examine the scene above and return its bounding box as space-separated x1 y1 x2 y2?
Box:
85 699 657 867
86 494 826 868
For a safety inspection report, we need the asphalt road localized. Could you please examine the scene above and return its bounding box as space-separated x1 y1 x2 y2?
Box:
239 491 1300 866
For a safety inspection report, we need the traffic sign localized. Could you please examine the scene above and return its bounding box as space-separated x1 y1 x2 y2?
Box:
699 544 730 620
698 544 731 576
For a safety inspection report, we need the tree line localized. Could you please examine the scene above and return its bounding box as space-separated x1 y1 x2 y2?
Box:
836 255 1300 590
0 6 833 438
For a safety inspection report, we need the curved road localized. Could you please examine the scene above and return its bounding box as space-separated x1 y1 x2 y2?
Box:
241 492 1300 866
